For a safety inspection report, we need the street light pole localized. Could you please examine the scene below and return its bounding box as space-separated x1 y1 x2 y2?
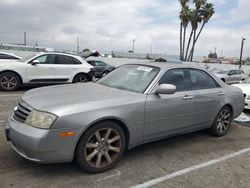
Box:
132 39 136 53
239 37 246 69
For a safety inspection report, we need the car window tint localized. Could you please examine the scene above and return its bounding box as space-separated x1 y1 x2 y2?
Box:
0 54 19 59
32 55 56 64
87 61 95 66
159 69 191 92
95 61 105 66
235 70 241 75
57 55 79 64
190 69 218 90
228 70 235 75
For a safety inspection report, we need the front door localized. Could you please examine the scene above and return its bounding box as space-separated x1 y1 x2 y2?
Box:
25 54 57 83
144 68 194 141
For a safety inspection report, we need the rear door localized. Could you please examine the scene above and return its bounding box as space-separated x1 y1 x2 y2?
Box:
188 69 223 127
55 55 83 82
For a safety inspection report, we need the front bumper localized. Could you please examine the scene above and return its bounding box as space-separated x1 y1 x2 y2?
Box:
5 115 81 163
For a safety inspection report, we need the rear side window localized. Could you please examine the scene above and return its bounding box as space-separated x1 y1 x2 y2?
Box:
95 61 106 66
57 55 81 64
190 69 218 90
159 69 191 92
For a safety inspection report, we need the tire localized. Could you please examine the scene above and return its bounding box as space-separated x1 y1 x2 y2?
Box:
0 72 20 91
73 74 89 83
75 121 126 173
208 106 232 137
102 71 110 77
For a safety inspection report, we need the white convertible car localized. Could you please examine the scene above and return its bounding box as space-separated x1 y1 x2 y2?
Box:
233 78 250 109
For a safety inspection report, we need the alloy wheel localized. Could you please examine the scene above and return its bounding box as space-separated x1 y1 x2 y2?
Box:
84 128 121 169
0 75 17 90
216 108 231 134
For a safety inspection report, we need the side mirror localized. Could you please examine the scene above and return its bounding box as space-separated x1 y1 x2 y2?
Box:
155 84 176 95
31 59 39 65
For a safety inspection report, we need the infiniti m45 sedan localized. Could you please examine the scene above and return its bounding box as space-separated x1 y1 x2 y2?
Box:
5 63 244 173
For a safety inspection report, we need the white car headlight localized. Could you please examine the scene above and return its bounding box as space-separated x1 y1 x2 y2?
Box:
25 110 57 129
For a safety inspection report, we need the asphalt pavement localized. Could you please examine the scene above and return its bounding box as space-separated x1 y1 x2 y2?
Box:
0 89 250 188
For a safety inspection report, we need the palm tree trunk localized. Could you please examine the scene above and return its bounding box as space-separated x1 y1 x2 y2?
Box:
191 29 196 61
185 29 193 61
182 27 187 60
188 22 205 61
180 23 183 60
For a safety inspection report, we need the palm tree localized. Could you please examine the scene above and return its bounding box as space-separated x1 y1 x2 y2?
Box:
180 5 190 60
184 9 198 61
179 0 189 60
189 3 214 61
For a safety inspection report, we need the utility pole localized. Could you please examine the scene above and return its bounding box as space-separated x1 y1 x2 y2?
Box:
239 37 246 69
77 36 79 54
132 39 136 53
24 32 26 46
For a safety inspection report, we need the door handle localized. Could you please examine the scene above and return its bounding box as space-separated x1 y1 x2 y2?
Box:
182 95 194 100
217 91 225 96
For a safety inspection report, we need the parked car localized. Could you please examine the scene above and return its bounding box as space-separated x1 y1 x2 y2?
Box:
0 52 94 91
232 78 250 109
5 63 244 173
0 52 22 61
211 68 247 84
87 60 115 77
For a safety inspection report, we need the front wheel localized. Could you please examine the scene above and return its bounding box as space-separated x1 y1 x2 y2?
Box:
208 106 232 137
0 72 20 91
75 121 126 173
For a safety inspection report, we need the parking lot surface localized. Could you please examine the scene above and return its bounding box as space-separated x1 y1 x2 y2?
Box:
0 89 250 188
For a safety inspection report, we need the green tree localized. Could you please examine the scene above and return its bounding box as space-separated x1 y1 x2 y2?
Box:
189 3 215 61
179 0 190 60
179 4 190 60
178 0 215 62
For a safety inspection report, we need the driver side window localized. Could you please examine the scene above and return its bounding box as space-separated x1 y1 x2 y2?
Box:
32 55 56 64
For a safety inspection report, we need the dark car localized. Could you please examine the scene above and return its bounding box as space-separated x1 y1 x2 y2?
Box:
87 60 115 77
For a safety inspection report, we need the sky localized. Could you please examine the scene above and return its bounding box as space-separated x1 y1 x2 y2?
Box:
0 0 249 57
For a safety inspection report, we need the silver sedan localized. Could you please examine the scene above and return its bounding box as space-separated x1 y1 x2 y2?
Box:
5 63 244 173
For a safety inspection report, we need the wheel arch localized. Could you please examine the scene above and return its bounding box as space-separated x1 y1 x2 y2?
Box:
74 118 130 159
0 70 23 84
222 104 233 116
73 72 91 82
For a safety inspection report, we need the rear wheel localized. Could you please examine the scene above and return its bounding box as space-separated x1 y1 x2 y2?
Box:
208 106 232 137
73 74 89 83
75 121 126 173
0 72 20 91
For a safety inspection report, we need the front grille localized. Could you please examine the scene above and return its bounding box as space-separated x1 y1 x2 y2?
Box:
13 101 32 123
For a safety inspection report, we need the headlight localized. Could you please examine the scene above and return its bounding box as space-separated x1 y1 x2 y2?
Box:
25 110 57 129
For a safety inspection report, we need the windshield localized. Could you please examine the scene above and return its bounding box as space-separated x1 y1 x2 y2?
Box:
97 64 160 93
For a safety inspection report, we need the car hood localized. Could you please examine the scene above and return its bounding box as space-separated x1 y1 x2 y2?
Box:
232 83 250 95
21 82 142 116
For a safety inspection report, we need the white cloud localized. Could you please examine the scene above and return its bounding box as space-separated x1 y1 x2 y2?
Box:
0 0 249 57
